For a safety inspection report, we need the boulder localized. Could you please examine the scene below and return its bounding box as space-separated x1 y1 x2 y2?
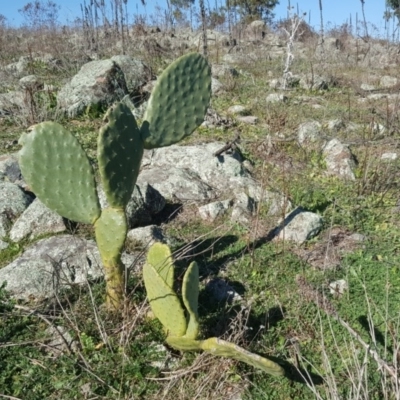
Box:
57 59 128 118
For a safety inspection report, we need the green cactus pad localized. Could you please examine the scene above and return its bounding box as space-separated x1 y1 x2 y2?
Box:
98 103 144 208
146 242 174 288
19 122 100 224
202 338 284 376
94 208 127 264
143 260 187 337
182 261 200 339
141 53 211 149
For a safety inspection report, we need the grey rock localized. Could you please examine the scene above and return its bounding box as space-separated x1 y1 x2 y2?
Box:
380 75 398 88
266 93 288 103
298 121 322 144
236 115 258 125
98 182 165 227
126 225 165 247
9 198 66 242
245 20 267 40
231 193 255 224
44 325 78 356
0 153 22 183
0 214 10 238
110 55 149 93
0 181 32 219
198 199 233 222
19 75 43 91
212 77 224 95
0 91 26 116
299 74 331 90
57 59 128 118
0 239 8 250
205 278 242 303
326 119 345 132
4 56 31 77
329 279 348 296
247 186 292 216
323 139 356 180
277 207 323 244
0 235 103 300
126 183 166 228
227 105 248 115
212 64 239 79
138 167 214 201
381 152 398 161
360 83 376 91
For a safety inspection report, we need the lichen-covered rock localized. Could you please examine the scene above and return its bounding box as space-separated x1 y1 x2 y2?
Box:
0 235 103 300
9 198 66 242
57 59 128 118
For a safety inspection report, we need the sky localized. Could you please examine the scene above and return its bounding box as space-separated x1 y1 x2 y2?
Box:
0 0 391 36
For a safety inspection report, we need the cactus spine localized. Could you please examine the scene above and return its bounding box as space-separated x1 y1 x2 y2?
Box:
143 243 284 376
19 53 211 310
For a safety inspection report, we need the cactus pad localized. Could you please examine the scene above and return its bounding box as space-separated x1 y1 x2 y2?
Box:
143 260 187 337
19 122 100 224
202 338 284 376
141 53 211 149
98 103 144 208
146 242 174 288
182 261 200 339
94 208 127 264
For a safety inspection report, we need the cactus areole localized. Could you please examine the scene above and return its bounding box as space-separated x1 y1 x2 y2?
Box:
19 53 211 310
143 243 284 376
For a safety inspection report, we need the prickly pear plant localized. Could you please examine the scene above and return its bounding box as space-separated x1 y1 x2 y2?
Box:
18 53 211 310
143 243 284 376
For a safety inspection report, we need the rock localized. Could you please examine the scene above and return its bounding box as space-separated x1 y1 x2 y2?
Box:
231 193 255 224
227 105 248 115
0 91 26 116
297 121 322 144
212 77 224 95
266 93 288 103
236 116 258 125
126 225 165 247
0 213 10 238
57 59 128 118
247 186 292 216
0 181 32 219
19 75 43 91
44 325 78 356
326 119 345 132
126 183 166 228
329 279 348 296
381 152 398 161
0 235 103 300
4 56 31 77
98 182 165 227
277 207 323 244
380 75 398 88
205 278 242 303
9 198 66 242
360 83 376 91
212 64 239 79
110 55 150 93
138 167 213 201
0 239 8 250
299 74 331 90
245 20 267 40
0 153 22 183
323 139 356 180
198 200 233 222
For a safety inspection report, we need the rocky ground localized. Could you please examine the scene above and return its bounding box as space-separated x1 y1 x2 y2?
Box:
1 19 400 399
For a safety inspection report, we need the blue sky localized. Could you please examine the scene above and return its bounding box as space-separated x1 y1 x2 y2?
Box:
0 0 390 35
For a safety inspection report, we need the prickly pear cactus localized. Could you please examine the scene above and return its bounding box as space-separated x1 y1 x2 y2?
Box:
144 243 284 376
19 53 211 310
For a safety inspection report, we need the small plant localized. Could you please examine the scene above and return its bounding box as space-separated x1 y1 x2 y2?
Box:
143 242 284 376
19 52 211 310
